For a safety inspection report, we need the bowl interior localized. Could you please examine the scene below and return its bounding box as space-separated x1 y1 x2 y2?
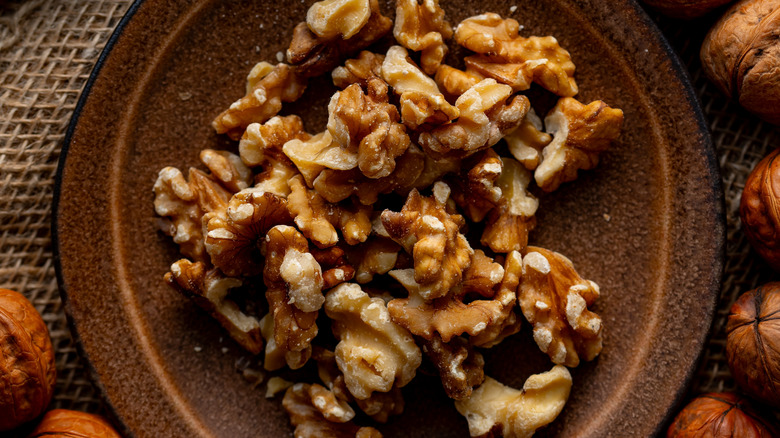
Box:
54 0 723 436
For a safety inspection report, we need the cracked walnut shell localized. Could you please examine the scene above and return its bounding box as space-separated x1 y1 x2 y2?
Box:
381 189 473 300
212 62 306 140
740 147 780 271
327 77 410 179
535 97 623 192
701 0 780 124
519 247 603 367
28 409 121 438
394 0 453 75
454 13 578 96
165 259 264 354
324 283 422 400
0 288 56 432
454 366 572 438
417 79 530 159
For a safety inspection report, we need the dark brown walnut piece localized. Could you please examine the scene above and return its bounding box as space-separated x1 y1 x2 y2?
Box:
726 284 780 408
287 0 392 79
666 392 778 438
421 335 485 400
165 259 264 355
283 383 383 438
28 409 121 438
740 148 780 271
701 0 780 124
0 288 56 432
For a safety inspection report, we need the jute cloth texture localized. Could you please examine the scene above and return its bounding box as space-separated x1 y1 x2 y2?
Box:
0 0 776 432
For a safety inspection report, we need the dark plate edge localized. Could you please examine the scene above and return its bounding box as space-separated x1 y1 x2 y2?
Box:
49 0 727 437
51 0 146 436
624 1 726 435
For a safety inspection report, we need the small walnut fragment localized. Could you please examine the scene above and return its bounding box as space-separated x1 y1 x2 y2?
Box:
434 64 483 99
381 45 459 129
481 157 538 253
288 0 392 78
446 149 504 223
519 247 603 367
213 63 307 140
394 0 453 75
327 77 410 178
455 366 572 438
154 166 232 262
165 259 263 354
239 115 310 168
381 189 473 300
199 149 253 193
505 108 552 171
283 383 383 438
288 175 371 247
536 97 624 192
345 236 401 283
324 283 422 400
204 190 292 277
284 131 358 186
421 335 485 400
332 51 385 89
263 225 323 369
454 13 578 96
310 246 356 289
418 79 530 159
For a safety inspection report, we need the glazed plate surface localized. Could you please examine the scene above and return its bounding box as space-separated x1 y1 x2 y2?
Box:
53 0 724 436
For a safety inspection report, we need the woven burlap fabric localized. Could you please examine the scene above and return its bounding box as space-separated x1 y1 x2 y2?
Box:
0 0 776 432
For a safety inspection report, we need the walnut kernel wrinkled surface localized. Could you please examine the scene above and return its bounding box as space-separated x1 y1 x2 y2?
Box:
519 247 603 367
325 283 421 400
307 0 372 40
332 51 385 89
536 97 623 192
212 63 306 140
394 0 453 75
283 383 383 438
422 335 485 400
505 108 552 171
481 157 538 253
239 115 310 168
454 13 578 96
454 366 572 438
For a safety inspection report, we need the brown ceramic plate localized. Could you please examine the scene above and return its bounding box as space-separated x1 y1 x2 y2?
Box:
53 0 724 437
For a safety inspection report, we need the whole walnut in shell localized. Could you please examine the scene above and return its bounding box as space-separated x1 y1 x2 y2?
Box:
0 288 56 432
643 0 735 19
726 284 780 407
667 392 777 437
28 409 122 438
740 148 780 270
701 0 780 124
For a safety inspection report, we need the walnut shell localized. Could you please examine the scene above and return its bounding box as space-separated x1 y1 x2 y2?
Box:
740 148 780 270
643 0 734 19
0 289 56 431
701 0 780 124
726 284 780 407
666 392 777 437
28 409 121 438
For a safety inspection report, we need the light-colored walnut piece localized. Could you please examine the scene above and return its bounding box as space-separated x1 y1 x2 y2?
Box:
387 250 520 345
204 190 292 277
446 149 503 223
327 77 410 178
265 377 294 398
307 0 371 40
288 0 392 78
332 51 385 89
381 189 473 300
454 13 578 96
212 63 306 140
519 246 603 367
199 149 252 193
263 225 324 369
418 79 529 159
536 97 624 192
345 237 401 284
394 0 453 75
284 131 357 186
165 259 263 354
505 108 552 171
454 366 572 438
381 45 459 129
324 283 421 400
253 160 300 199
434 64 483 99
283 383 383 438
421 335 485 400
481 157 538 253
288 175 372 247
239 115 310 168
